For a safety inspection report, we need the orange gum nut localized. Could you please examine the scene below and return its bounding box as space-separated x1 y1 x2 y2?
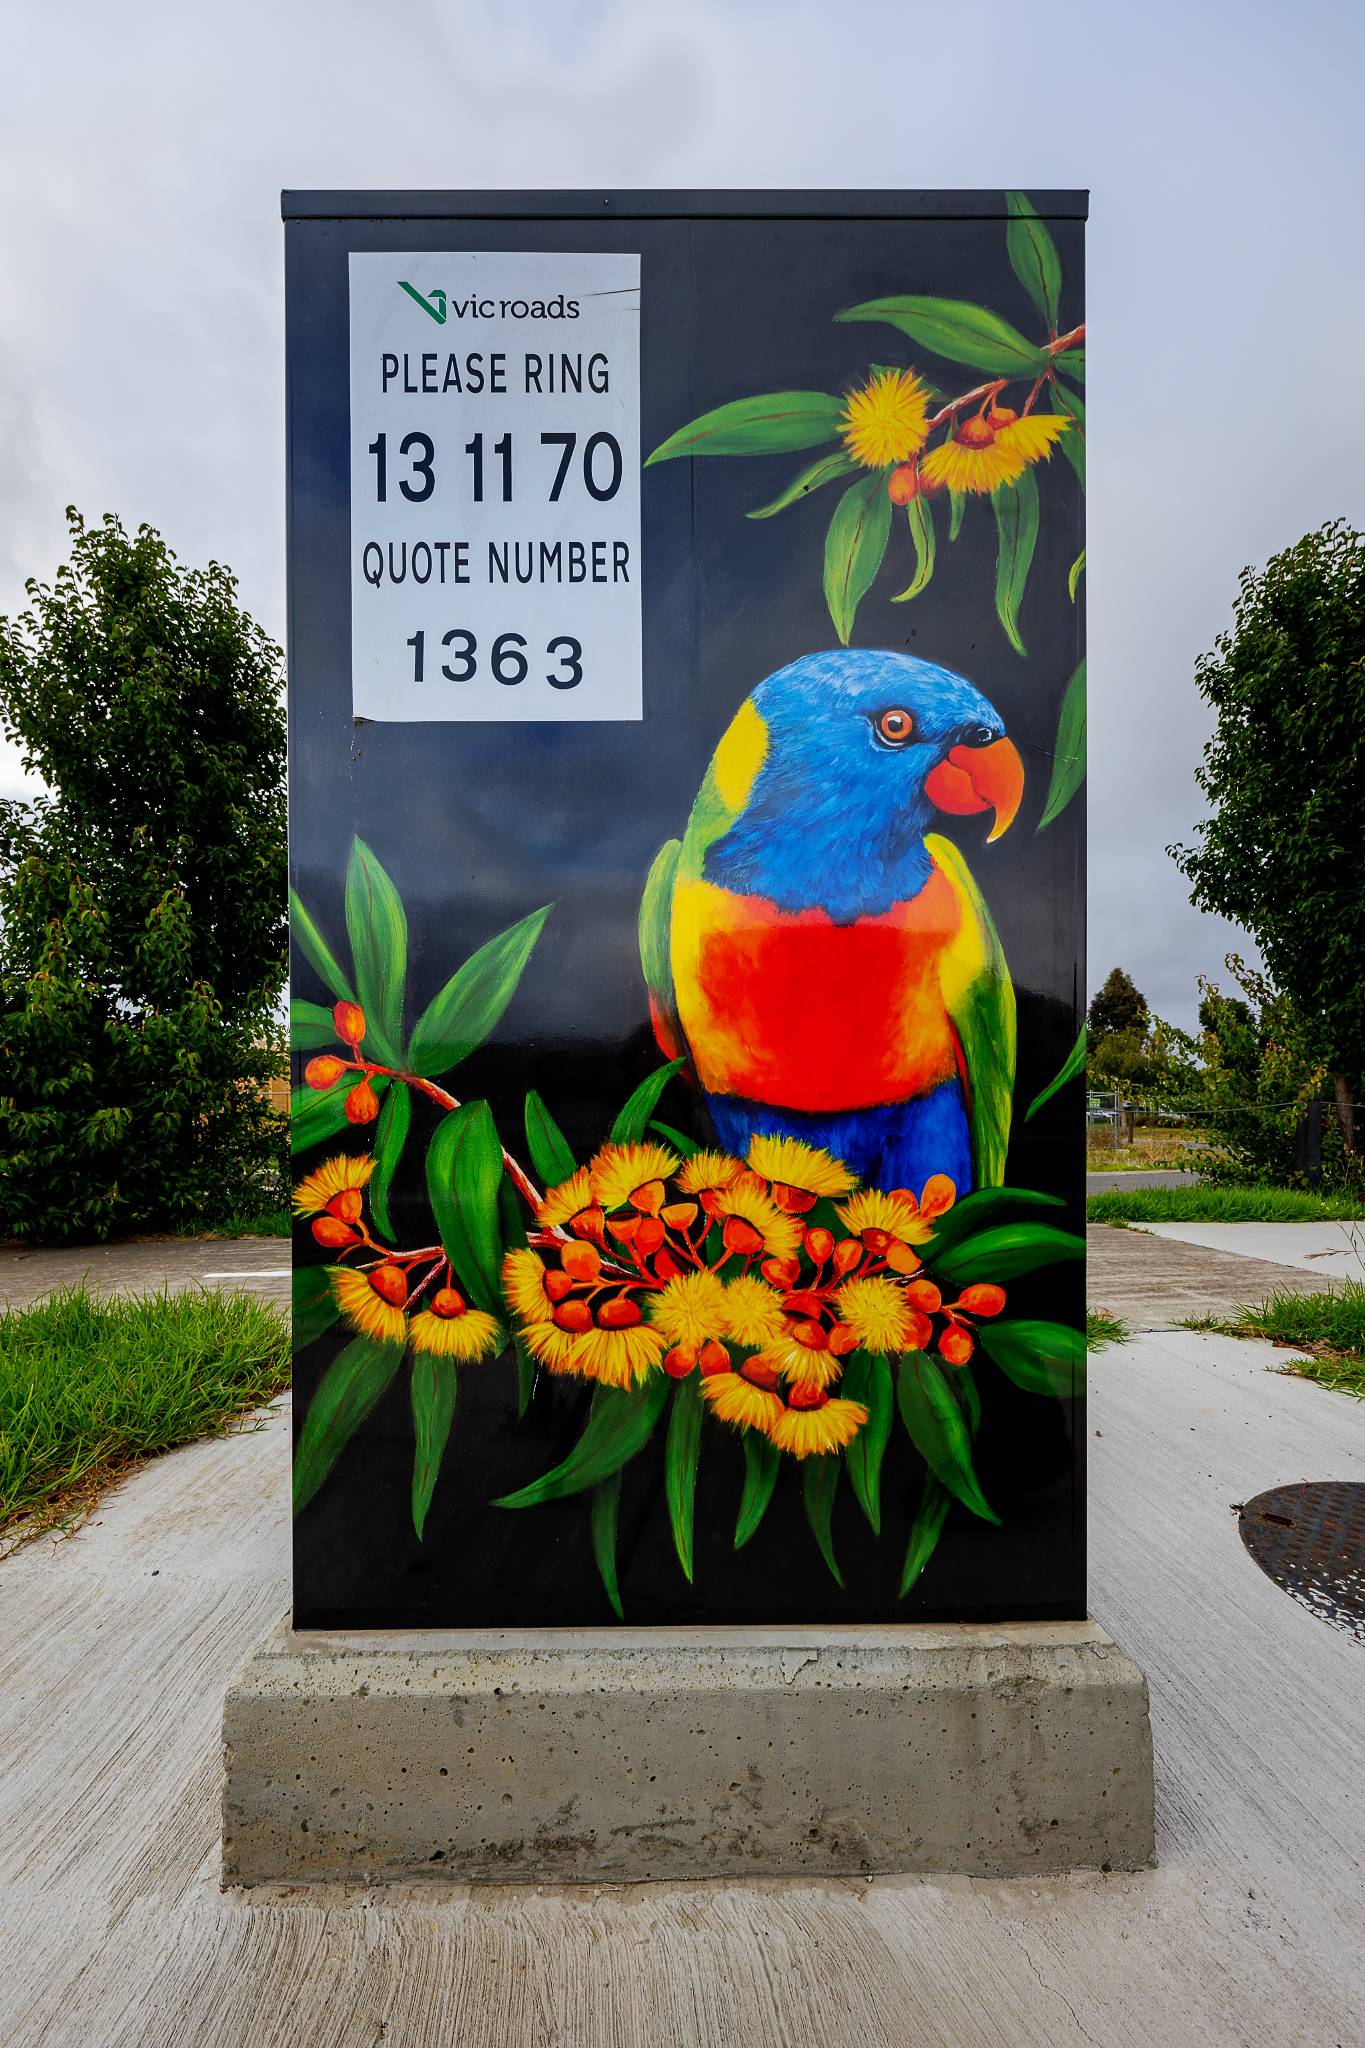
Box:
860 1227 892 1254
802 1228 834 1266
763 1255 802 1288
771 1182 816 1214
332 1001 367 1044
325 1187 364 1224
634 1217 666 1257
553 1298 594 1334
606 1215 640 1244
907 1279 942 1313
790 1319 829 1352
722 1217 764 1257
832 1238 862 1276
956 415 996 448
344 1080 380 1124
827 1323 860 1357
662 1201 699 1230
905 1308 933 1351
431 1286 466 1318
369 1264 408 1307
304 1054 346 1090
664 1343 698 1379
740 1356 780 1391
787 1382 830 1411
958 1283 1006 1317
630 1180 665 1215
699 1338 731 1377
884 1241 920 1276
887 463 919 505
543 1269 575 1302
652 1248 683 1281
781 1290 825 1319
596 1296 643 1330
570 1205 605 1241
560 1241 602 1283
311 1215 359 1248
939 1324 975 1366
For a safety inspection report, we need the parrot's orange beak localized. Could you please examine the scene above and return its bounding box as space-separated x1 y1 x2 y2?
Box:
924 736 1023 843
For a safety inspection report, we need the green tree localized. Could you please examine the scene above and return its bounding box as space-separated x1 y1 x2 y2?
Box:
1087 966 1149 1042
0 511 287 1241
1171 520 1365 1153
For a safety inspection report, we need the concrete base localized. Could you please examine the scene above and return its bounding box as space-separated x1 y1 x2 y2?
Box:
221 1618 1154 1885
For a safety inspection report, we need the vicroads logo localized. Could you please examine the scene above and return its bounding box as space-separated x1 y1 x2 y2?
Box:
398 282 447 324
397 280 581 323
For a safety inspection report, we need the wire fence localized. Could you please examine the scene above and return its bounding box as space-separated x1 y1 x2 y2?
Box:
1087 1089 1364 1190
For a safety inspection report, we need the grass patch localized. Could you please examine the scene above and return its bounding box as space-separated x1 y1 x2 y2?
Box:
1086 1310 1130 1350
1086 1186 1365 1225
1 1288 290 1554
177 1209 291 1238
1181 1281 1365 1399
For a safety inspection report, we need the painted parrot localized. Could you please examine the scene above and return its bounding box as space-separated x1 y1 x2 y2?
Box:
638 649 1021 1195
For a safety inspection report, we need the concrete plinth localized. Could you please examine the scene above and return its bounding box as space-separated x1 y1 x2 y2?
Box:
221 1618 1154 1885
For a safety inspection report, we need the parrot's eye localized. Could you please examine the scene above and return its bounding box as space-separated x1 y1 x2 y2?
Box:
962 722 996 747
874 708 915 747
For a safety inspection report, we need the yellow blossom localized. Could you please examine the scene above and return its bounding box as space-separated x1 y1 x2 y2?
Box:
712 1178 802 1261
292 1152 374 1217
700 1372 785 1436
589 1140 680 1212
328 1264 406 1345
537 1166 595 1229
841 368 931 470
921 413 1069 497
502 1248 553 1323
721 1274 787 1347
747 1134 857 1198
836 1276 919 1353
647 1269 730 1349
676 1150 745 1198
769 1398 870 1459
750 1336 843 1393
408 1306 503 1362
836 1187 936 1248
533 1322 666 1389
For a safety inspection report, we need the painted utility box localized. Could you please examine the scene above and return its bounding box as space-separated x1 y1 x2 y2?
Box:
285 191 1087 1629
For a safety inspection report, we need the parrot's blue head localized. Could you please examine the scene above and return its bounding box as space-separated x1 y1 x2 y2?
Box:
701 648 1023 920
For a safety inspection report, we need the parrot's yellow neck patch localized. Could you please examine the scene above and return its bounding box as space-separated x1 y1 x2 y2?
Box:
712 699 769 814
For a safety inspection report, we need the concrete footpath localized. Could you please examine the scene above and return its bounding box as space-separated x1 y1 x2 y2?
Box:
1 1324 1362 2043
1086 1222 1333 1330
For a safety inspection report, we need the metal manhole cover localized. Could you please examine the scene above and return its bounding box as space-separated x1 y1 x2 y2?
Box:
1237 1482 1365 1641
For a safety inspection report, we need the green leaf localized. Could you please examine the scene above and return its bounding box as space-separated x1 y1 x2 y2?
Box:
841 1351 893 1535
344 838 406 1065
1057 346 1084 381
823 470 893 645
1005 192 1062 332
896 1356 998 1524
290 999 337 1051
836 295 1049 378
948 490 966 542
747 449 858 519
292 1264 339 1352
992 469 1040 657
954 1359 982 1440
426 1101 505 1313
293 1335 405 1514
980 1318 1086 1399
932 1222 1086 1288
1026 1027 1087 1122
649 1119 699 1159
645 391 844 465
290 888 357 1007
664 1374 704 1582
494 1377 671 1507
1037 659 1087 832
735 1430 781 1549
524 1088 576 1189
892 493 936 604
513 1335 537 1421
1068 548 1086 602
920 1189 1067 1272
802 1455 844 1586
368 1082 411 1241
610 1059 684 1144
591 1472 625 1619
1048 379 1086 488
407 906 551 1080
290 1071 389 1156
899 1471 951 1597
410 1352 457 1540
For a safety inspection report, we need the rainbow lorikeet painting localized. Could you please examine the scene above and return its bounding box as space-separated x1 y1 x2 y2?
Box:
639 650 1023 1196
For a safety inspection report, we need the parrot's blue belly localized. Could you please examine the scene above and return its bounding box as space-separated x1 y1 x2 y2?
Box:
706 1082 973 1198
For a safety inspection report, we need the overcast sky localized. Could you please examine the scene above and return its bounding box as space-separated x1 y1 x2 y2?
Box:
3 0 1362 1031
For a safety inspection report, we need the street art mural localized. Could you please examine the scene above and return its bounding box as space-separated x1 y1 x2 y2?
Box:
286 191 1087 1625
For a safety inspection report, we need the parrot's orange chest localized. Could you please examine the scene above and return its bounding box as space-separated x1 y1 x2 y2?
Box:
671 868 963 1113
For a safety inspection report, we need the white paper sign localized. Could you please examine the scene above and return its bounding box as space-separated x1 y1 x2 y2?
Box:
348 251 642 721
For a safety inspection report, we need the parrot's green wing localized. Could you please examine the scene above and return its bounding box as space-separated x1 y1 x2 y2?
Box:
638 837 684 1064
925 832 1017 1189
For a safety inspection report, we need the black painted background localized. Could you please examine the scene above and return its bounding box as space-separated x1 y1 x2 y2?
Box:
287 199 1086 1628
